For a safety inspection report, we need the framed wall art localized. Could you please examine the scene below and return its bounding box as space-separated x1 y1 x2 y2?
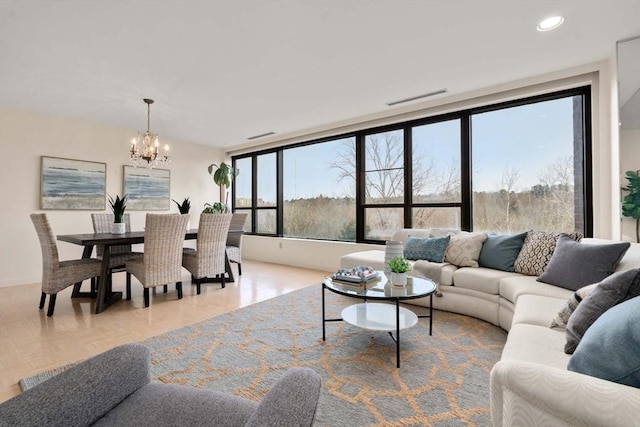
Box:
123 165 170 210
40 156 106 210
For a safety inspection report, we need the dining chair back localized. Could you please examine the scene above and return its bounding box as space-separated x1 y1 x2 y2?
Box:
226 212 248 276
182 213 232 294
91 213 142 299
30 213 102 316
125 214 189 307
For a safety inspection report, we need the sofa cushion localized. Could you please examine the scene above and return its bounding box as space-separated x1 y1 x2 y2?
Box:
445 233 487 268
412 260 457 286
454 267 520 295
478 232 527 272
500 323 570 370
550 283 598 328
512 294 568 328
513 231 582 276
404 236 450 262
568 296 640 388
499 275 573 305
537 234 630 291
565 268 640 354
340 250 385 270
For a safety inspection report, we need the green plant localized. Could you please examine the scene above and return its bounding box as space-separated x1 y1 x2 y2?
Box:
172 197 191 214
202 202 225 214
388 256 410 273
108 194 127 223
208 162 238 210
622 170 640 242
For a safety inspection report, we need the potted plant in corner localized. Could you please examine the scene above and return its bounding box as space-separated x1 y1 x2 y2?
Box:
208 162 238 212
108 194 127 234
622 170 640 242
388 256 410 287
173 197 191 230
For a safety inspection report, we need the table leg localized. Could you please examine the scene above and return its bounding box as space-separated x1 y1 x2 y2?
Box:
429 293 433 335
322 284 326 341
72 245 94 297
396 299 401 368
94 246 123 314
225 253 235 282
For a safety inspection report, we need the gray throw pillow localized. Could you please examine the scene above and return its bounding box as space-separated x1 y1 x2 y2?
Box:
550 283 598 328
513 230 582 276
568 296 640 388
404 236 450 262
478 232 527 272
565 268 640 354
538 234 630 291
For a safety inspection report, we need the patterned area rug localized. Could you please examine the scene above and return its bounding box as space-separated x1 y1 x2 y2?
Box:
144 285 507 426
20 285 506 425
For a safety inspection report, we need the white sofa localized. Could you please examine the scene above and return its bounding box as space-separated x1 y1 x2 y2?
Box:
340 229 640 427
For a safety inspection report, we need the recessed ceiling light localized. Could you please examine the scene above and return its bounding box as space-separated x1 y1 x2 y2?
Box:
537 16 564 32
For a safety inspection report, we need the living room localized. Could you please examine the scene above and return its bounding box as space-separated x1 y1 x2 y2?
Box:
1 1 639 425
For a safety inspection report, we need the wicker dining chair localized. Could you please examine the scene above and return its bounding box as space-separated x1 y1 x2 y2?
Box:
30 213 103 316
226 212 248 276
91 213 142 300
182 213 232 294
125 214 189 308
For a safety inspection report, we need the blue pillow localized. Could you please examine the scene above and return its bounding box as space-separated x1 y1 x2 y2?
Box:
567 296 640 388
404 236 450 262
478 232 527 271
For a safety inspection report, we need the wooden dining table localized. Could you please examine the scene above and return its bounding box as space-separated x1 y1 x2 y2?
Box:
57 229 243 314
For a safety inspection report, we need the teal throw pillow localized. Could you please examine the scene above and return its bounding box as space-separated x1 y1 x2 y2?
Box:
478 232 527 271
568 296 640 388
404 236 450 262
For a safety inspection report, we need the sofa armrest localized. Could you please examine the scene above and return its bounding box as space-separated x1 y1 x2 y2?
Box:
490 360 640 427
245 367 321 427
0 344 151 427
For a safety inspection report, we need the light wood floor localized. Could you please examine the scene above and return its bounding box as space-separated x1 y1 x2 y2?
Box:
0 260 329 403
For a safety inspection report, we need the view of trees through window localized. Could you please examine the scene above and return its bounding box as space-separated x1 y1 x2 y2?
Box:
233 87 589 241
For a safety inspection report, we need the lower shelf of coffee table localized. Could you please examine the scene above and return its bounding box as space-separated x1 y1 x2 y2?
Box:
341 303 418 332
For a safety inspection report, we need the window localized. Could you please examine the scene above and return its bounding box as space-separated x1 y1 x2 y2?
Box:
233 157 252 231
471 95 585 233
233 86 591 242
283 137 356 240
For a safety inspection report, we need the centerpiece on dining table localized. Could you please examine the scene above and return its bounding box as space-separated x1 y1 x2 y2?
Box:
108 194 127 234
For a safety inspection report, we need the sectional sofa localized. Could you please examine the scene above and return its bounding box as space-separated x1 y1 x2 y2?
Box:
340 228 640 426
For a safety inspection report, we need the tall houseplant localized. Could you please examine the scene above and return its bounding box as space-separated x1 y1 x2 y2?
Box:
208 162 237 212
622 170 640 242
108 194 127 234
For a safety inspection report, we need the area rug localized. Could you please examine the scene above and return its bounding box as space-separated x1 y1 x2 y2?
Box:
20 285 506 426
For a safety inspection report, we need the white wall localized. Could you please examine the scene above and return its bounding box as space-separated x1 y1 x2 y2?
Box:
0 106 224 287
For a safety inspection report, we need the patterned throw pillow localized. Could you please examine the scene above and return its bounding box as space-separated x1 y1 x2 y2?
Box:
513 231 582 276
444 233 488 268
550 283 598 328
403 236 450 262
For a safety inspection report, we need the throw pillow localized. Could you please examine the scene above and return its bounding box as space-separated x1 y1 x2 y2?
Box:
568 296 640 388
478 232 528 271
565 268 640 354
403 236 450 262
513 230 582 276
444 233 488 268
549 283 597 328
537 234 630 291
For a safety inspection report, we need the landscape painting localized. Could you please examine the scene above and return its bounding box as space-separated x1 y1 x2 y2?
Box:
41 156 106 210
123 166 170 210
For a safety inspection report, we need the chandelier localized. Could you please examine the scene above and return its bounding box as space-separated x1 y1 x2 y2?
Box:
129 98 170 168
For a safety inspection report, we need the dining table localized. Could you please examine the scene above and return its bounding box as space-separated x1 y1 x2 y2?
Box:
57 229 243 314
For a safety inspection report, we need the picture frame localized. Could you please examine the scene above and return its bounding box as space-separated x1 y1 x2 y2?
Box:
41 156 106 210
123 166 170 210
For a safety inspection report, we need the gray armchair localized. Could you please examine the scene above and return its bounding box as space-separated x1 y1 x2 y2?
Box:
0 344 321 427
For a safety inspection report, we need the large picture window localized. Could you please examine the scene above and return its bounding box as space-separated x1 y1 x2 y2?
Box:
232 86 591 242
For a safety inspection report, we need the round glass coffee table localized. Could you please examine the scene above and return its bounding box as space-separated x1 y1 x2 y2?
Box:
322 273 436 368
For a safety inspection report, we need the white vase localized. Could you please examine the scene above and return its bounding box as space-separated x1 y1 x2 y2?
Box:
384 240 404 278
390 272 407 287
111 222 126 234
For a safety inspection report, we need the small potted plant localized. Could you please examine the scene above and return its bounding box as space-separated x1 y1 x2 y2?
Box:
202 202 225 214
173 197 191 230
388 256 410 286
108 194 127 234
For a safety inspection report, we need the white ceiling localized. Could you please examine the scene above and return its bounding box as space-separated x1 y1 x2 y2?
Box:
1 0 639 150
